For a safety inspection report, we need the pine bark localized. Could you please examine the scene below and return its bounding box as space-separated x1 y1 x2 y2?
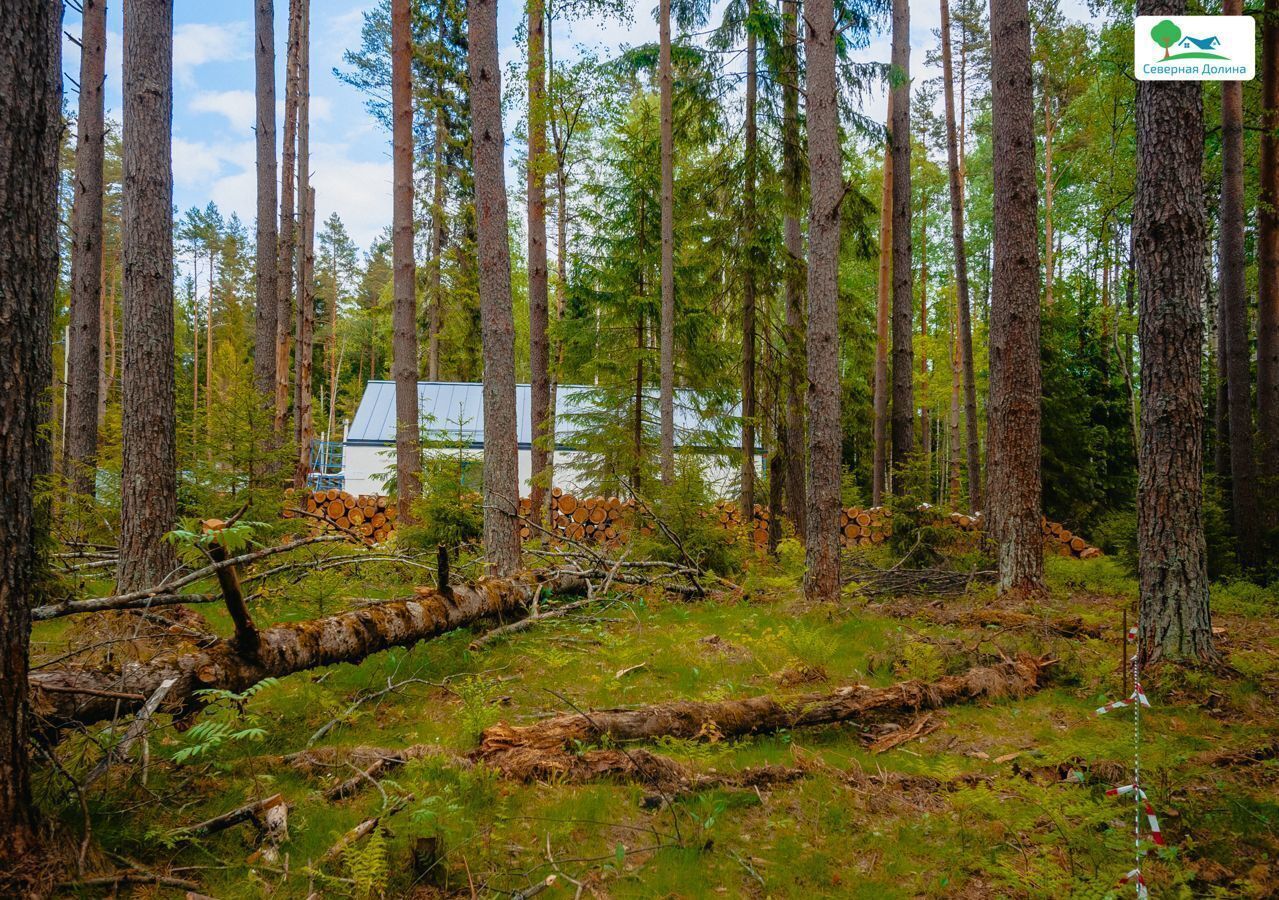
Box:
658 0 676 483
470 0 521 575
889 0 915 491
873 100 892 506
1042 92 1054 306
1219 16 1260 567
254 0 278 398
803 0 842 601
391 0 421 520
66 0 107 500
986 0 1044 594
1134 0 1213 664
1258 0 1279 515
293 0 314 490
275 0 301 437
740 15 758 514
940 0 982 510
528 0 550 527
0 0 60 859
118 0 179 592
295 183 316 488
781 0 806 536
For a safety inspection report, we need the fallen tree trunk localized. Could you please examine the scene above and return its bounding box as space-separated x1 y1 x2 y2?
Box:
475 657 1051 781
31 572 586 729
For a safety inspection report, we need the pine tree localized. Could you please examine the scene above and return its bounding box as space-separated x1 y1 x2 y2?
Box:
986 0 1044 593
1134 0 1213 662
0 0 60 863
470 0 521 574
118 0 179 591
66 0 107 501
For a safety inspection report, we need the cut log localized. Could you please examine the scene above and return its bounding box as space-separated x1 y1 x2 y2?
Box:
30 572 588 729
475 657 1051 781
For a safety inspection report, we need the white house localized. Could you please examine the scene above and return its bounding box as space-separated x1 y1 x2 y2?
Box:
339 380 762 498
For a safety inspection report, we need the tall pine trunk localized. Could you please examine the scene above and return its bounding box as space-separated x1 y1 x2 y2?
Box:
254 0 278 399
940 0 981 510
781 0 806 536
275 0 301 438
293 0 314 490
119 0 179 592
0 0 59 861
1219 12 1260 567
987 0 1044 594
1258 0 1279 517
391 0 421 520
873 99 892 506
1134 0 1213 663
918 190 930 476
470 0 521 575
528 0 550 528
889 0 915 492
66 0 107 500
658 0 676 483
740 14 758 514
427 0 448 383
1042 92 1054 305
803 0 842 601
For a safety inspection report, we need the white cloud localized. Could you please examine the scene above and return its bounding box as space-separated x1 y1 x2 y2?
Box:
174 22 250 86
190 89 257 131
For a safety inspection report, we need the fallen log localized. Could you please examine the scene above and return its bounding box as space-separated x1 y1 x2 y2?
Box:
30 572 586 729
475 657 1051 781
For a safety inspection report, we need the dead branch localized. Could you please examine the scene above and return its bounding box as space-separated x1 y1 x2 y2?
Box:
82 676 178 788
32 533 347 620
170 793 288 841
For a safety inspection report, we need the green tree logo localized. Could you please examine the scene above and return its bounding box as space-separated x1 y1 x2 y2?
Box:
1151 19 1182 59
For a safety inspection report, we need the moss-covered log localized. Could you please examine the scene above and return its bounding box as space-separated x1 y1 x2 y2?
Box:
31 573 585 729
475 656 1051 781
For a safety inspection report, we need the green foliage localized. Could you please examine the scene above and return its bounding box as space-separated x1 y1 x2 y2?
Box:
165 517 267 566
397 430 484 553
172 678 278 763
884 464 947 568
343 825 389 898
454 675 501 741
629 460 745 575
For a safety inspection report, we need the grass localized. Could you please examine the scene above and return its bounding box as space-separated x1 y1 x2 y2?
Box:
33 551 1279 898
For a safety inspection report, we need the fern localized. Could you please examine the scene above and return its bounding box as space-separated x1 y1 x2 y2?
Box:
344 826 389 898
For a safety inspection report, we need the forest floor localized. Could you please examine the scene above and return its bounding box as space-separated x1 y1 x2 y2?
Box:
34 546 1279 899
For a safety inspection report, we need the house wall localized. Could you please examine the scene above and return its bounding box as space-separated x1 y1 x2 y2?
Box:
341 442 759 500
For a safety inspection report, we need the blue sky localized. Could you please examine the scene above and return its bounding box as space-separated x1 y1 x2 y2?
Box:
60 0 1093 251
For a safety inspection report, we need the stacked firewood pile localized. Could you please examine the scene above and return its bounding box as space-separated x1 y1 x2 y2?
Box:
947 510 1101 558
709 501 772 546
838 506 894 547
284 488 398 544
519 490 637 544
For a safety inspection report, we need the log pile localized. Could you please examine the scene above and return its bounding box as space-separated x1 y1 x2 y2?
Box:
946 511 1102 558
837 506 894 547
710 501 772 546
519 490 637 545
283 488 398 544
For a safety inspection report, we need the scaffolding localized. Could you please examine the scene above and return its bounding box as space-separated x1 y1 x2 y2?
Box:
308 436 344 491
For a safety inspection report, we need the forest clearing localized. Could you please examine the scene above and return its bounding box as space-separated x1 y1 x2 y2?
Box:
2 0 1279 896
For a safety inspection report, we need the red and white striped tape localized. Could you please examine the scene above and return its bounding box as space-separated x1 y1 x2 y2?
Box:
1120 868 1148 899
1105 785 1165 847
1096 682 1151 716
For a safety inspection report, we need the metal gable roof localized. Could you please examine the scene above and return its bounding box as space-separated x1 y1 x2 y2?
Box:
344 381 751 450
